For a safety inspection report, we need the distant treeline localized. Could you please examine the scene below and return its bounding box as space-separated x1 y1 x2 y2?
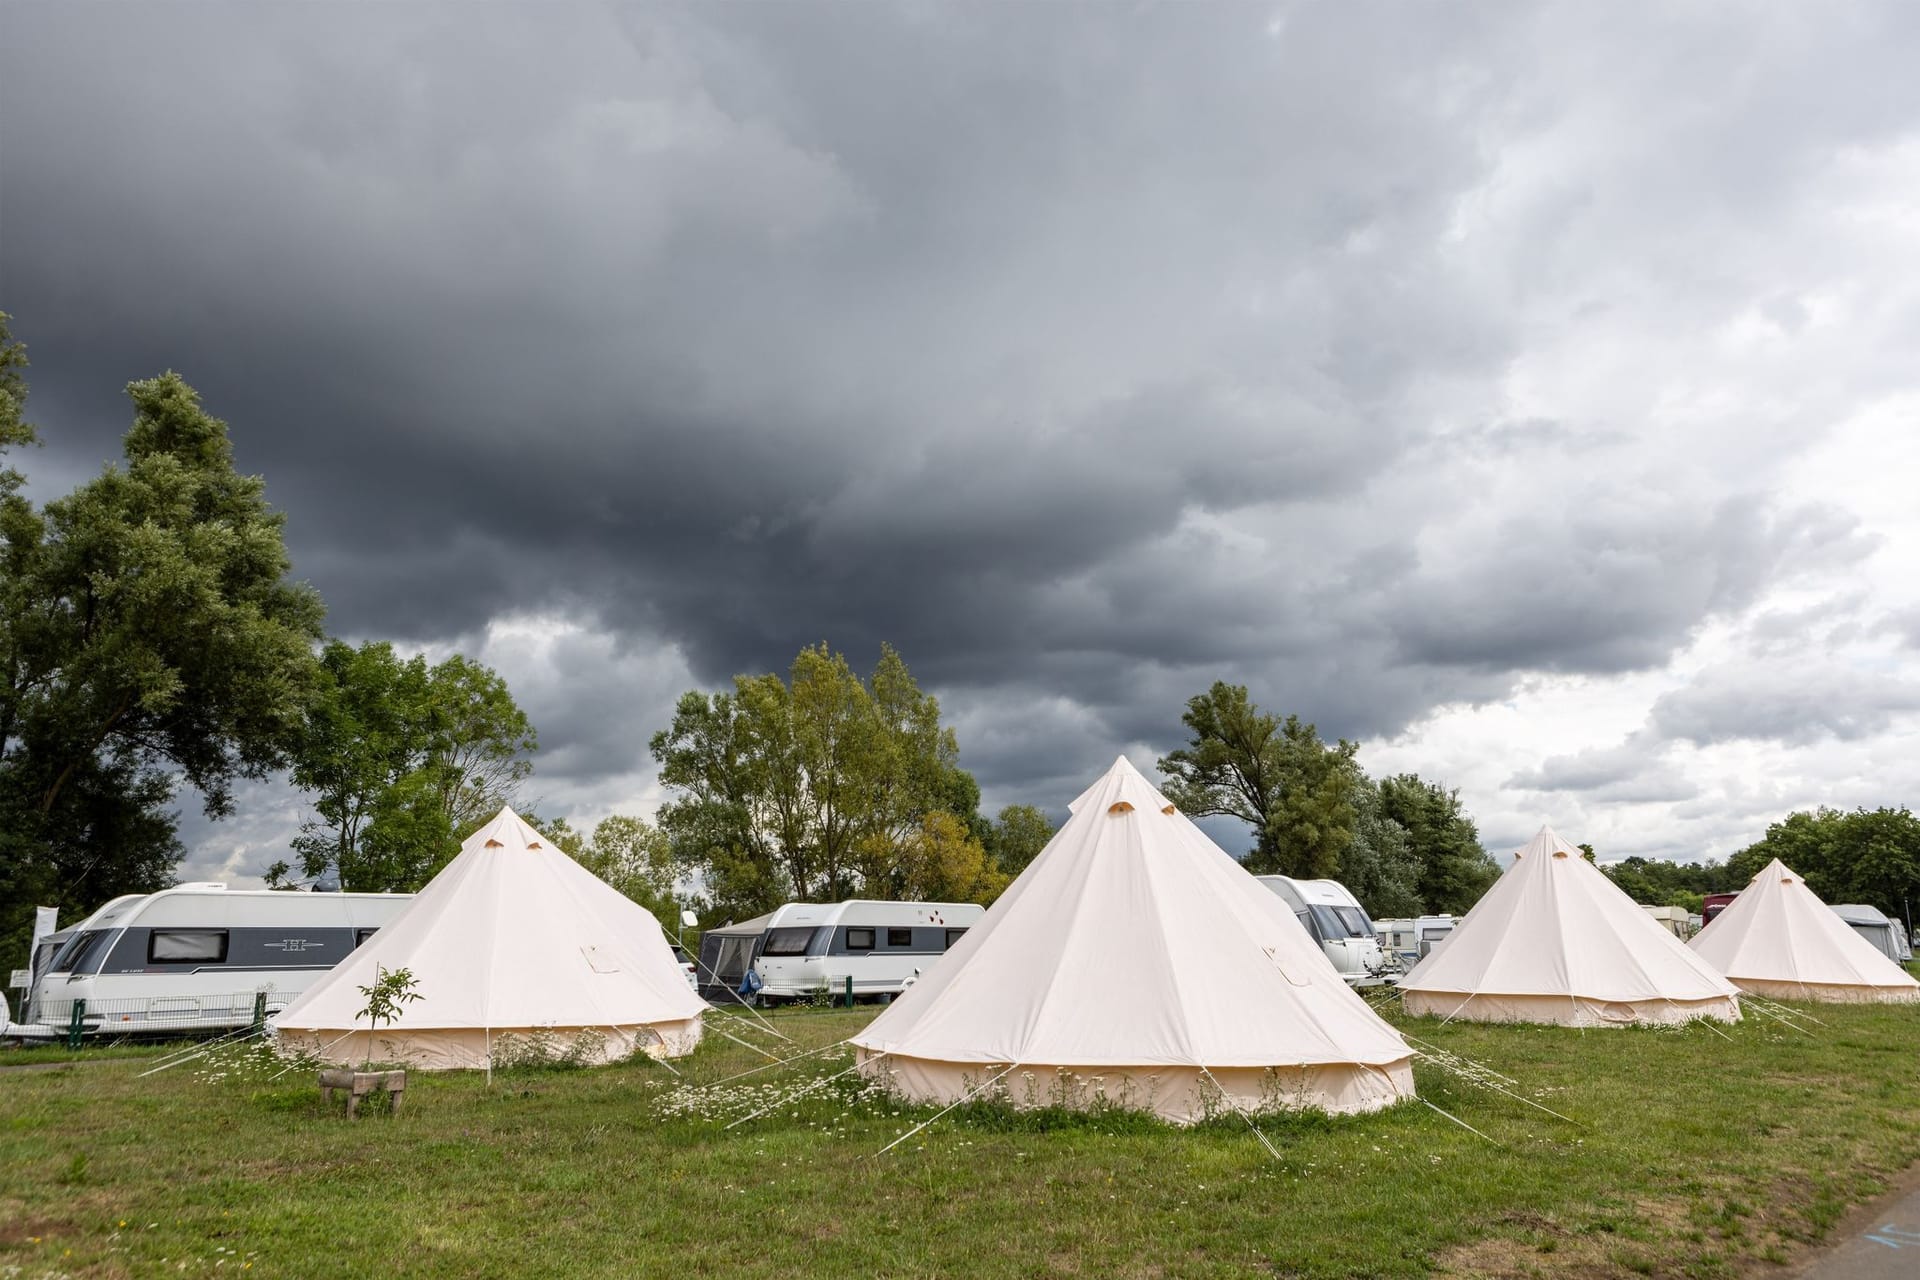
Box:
1605 807 1920 931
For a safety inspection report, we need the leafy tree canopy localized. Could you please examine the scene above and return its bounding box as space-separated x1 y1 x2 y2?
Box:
1338 775 1424 919
1375 773 1497 915
1158 682 1496 918
0 337 322 956
985 803 1055 877
269 640 536 893
1157 681 1360 877
651 643 996 923
1726 807 1920 930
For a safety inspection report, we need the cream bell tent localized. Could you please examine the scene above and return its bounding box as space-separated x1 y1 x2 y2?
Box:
273 807 705 1068
1398 825 1741 1027
1689 859 1920 1004
848 757 1416 1123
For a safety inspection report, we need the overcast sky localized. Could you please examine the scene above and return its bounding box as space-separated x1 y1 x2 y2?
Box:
5 2 1919 885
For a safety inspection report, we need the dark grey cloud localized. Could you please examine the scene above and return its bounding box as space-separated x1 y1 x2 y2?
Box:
7 1 1920 846
1382 498 1872 675
1651 664 1920 748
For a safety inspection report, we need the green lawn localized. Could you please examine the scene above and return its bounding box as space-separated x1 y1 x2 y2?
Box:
2 996 1917 1279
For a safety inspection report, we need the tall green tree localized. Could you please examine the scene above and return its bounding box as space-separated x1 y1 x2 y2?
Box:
985 803 1055 877
271 640 536 892
278 641 432 890
1376 774 1497 914
1157 682 1359 876
887 809 1008 904
425 653 538 833
651 643 980 922
0 349 323 955
1335 774 1424 919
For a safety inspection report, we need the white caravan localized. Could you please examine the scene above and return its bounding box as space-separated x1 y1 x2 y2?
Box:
1642 905 1694 940
1376 915 1455 967
1255 877 1394 987
1376 919 1416 963
751 900 986 1003
29 884 412 1038
1412 915 1455 959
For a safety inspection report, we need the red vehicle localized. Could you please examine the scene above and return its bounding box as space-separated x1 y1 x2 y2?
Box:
1702 892 1739 925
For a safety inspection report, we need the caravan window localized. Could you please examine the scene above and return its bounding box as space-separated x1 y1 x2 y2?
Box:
762 928 814 957
1308 906 1373 940
354 929 379 948
886 928 912 947
944 928 968 949
846 927 876 951
55 930 117 975
148 930 229 964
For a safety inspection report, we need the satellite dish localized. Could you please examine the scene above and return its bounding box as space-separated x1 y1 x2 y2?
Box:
680 909 699 929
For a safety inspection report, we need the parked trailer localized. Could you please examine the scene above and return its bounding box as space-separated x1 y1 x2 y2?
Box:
1642 904 1695 939
1254 877 1395 987
752 900 986 1003
1376 915 1455 967
27 883 412 1039
1832 904 1912 964
1375 919 1415 965
1702 892 1738 926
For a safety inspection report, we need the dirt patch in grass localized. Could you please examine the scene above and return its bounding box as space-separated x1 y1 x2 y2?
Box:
0 1214 78 1246
1435 1231 1627 1279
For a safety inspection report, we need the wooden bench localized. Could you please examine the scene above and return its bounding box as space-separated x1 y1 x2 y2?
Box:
318 1069 407 1118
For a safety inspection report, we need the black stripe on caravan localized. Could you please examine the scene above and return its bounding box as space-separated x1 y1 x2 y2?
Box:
90 926 377 976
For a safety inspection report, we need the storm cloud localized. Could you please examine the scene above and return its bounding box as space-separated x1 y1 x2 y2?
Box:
5 2 1920 876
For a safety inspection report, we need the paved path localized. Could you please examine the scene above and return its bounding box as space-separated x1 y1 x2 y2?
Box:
1789 1171 1920 1279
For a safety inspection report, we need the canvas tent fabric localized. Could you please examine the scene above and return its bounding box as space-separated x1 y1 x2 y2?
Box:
848 757 1416 1123
273 807 706 1068
1398 825 1742 1027
1691 863 1920 1003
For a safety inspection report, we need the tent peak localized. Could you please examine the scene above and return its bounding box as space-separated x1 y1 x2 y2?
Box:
1066 754 1174 818
1512 825 1583 861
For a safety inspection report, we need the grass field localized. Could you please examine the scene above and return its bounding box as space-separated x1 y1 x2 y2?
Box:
3 994 1918 1279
